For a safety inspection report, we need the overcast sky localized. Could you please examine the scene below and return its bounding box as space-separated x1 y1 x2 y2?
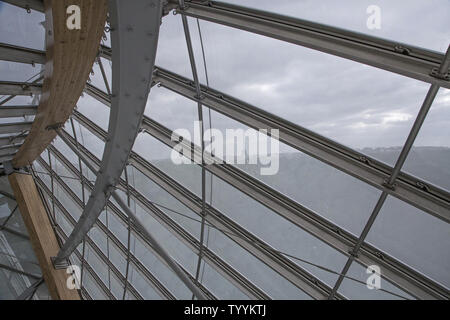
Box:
1 0 449 160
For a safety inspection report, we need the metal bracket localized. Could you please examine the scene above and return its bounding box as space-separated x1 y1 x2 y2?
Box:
50 256 70 269
394 45 411 55
430 67 450 81
46 122 65 131
348 249 359 259
3 161 14 175
2 161 29 175
382 179 396 191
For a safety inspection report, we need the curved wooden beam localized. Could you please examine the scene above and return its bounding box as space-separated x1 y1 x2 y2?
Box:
13 0 107 168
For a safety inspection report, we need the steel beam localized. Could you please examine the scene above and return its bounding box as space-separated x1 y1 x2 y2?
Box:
0 144 21 157
0 121 32 134
0 42 45 65
0 135 26 148
54 0 162 266
170 0 450 88
0 105 37 118
0 81 42 95
152 67 450 223
2 0 44 12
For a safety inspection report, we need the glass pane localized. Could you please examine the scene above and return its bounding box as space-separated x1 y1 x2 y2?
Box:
155 12 192 79
145 86 199 141
208 172 348 288
199 261 249 299
366 195 450 289
0 61 41 82
88 58 111 96
337 261 414 300
128 262 163 300
206 227 310 299
126 165 201 240
0 228 41 278
51 153 83 199
132 133 202 197
76 93 110 132
0 2 45 50
70 118 105 160
208 107 382 236
402 88 450 192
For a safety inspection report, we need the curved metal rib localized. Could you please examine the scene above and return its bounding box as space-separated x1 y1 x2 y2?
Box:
54 0 162 264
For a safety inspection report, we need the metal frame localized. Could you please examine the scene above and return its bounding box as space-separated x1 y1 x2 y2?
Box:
61 117 346 300
151 67 450 223
37 148 216 300
48 135 270 300
5 0 447 300
170 0 450 89
72 102 450 299
95 47 450 223
328 45 450 299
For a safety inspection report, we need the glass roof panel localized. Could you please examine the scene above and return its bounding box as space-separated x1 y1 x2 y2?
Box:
221 0 450 53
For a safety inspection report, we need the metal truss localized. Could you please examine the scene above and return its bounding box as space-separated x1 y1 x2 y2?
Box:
72 101 450 299
54 125 209 300
47 136 270 300
36 152 216 300
94 48 450 222
63 115 345 300
35 175 150 300
169 0 450 89
152 67 450 223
